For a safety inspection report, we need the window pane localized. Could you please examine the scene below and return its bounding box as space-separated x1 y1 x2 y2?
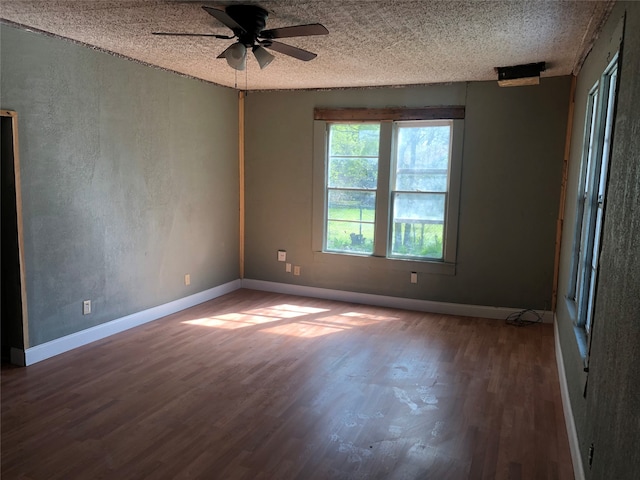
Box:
584 90 599 197
570 88 598 302
326 123 380 255
582 68 617 332
393 192 445 222
598 68 617 196
395 124 451 192
329 124 380 157
396 171 447 192
328 157 378 189
390 192 445 259
591 205 604 269
327 190 376 221
326 190 375 254
326 220 375 254
574 59 618 335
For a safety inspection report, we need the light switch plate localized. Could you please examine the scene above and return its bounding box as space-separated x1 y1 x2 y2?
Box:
277 250 287 262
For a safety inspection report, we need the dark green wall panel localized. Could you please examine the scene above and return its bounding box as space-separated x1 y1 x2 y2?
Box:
244 79 570 310
0 25 239 346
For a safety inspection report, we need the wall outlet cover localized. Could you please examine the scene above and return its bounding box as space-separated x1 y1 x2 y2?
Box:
277 250 287 262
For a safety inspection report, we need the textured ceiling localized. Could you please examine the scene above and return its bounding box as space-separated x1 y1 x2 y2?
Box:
1 0 614 91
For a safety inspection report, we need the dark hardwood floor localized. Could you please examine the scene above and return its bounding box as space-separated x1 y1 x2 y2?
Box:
1 289 573 479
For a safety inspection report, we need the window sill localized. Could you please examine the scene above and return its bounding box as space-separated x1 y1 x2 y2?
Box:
313 251 456 275
565 297 589 370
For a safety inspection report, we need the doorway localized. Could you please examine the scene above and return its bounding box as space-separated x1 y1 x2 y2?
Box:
1 110 28 365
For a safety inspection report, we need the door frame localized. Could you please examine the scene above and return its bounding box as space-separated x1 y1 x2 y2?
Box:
2 109 29 363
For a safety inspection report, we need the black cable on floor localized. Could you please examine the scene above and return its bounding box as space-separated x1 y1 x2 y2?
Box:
505 308 543 326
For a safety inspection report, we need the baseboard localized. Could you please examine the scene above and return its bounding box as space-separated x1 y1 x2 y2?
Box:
21 279 553 366
23 279 241 366
554 315 585 480
241 279 554 322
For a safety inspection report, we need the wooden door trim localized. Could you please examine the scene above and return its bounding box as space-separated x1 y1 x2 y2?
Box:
238 93 245 279
1 109 29 349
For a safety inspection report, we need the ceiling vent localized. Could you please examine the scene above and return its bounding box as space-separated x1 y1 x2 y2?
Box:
496 62 546 87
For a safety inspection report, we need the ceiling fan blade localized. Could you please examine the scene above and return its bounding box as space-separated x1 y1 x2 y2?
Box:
152 32 233 39
260 23 329 39
264 40 318 61
202 6 246 33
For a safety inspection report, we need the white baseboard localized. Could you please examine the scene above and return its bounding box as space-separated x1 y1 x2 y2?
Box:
241 279 554 322
23 279 241 366
20 279 552 366
554 315 585 480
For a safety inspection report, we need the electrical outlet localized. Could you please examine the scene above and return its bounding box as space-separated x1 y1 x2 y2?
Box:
277 250 287 262
185 274 191 286
410 272 418 284
285 263 292 273
293 265 301 276
83 300 91 315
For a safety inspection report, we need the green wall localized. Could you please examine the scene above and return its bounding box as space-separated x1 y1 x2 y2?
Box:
0 25 240 346
244 78 570 310
3 4 640 476
556 2 640 478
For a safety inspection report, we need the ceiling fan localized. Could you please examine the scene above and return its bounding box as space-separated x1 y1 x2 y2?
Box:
153 4 329 71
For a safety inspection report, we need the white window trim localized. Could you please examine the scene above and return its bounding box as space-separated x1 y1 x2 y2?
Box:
567 54 618 366
567 83 599 304
312 117 464 275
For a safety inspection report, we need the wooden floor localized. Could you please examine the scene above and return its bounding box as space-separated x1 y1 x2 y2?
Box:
1 289 573 479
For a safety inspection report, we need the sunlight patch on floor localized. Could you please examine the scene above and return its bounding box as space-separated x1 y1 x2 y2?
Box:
338 311 400 325
261 314 350 338
183 313 273 330
182 305 398 337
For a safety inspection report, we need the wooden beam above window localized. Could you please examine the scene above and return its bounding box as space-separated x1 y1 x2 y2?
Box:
314 106 465 121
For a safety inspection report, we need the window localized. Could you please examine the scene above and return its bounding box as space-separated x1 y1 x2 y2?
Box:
313 108 464 273
569 56 618 345
390 121 452 259
326 123 380 255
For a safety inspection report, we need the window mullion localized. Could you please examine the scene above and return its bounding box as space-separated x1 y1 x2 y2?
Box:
373 121 393 257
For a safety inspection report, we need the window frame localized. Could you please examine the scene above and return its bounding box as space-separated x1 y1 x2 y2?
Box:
567 55 618 363
324 122 381 255
312 107 464 275
389 119 454 261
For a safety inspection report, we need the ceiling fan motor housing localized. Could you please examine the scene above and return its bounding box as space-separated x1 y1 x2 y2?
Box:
226 5 269 47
